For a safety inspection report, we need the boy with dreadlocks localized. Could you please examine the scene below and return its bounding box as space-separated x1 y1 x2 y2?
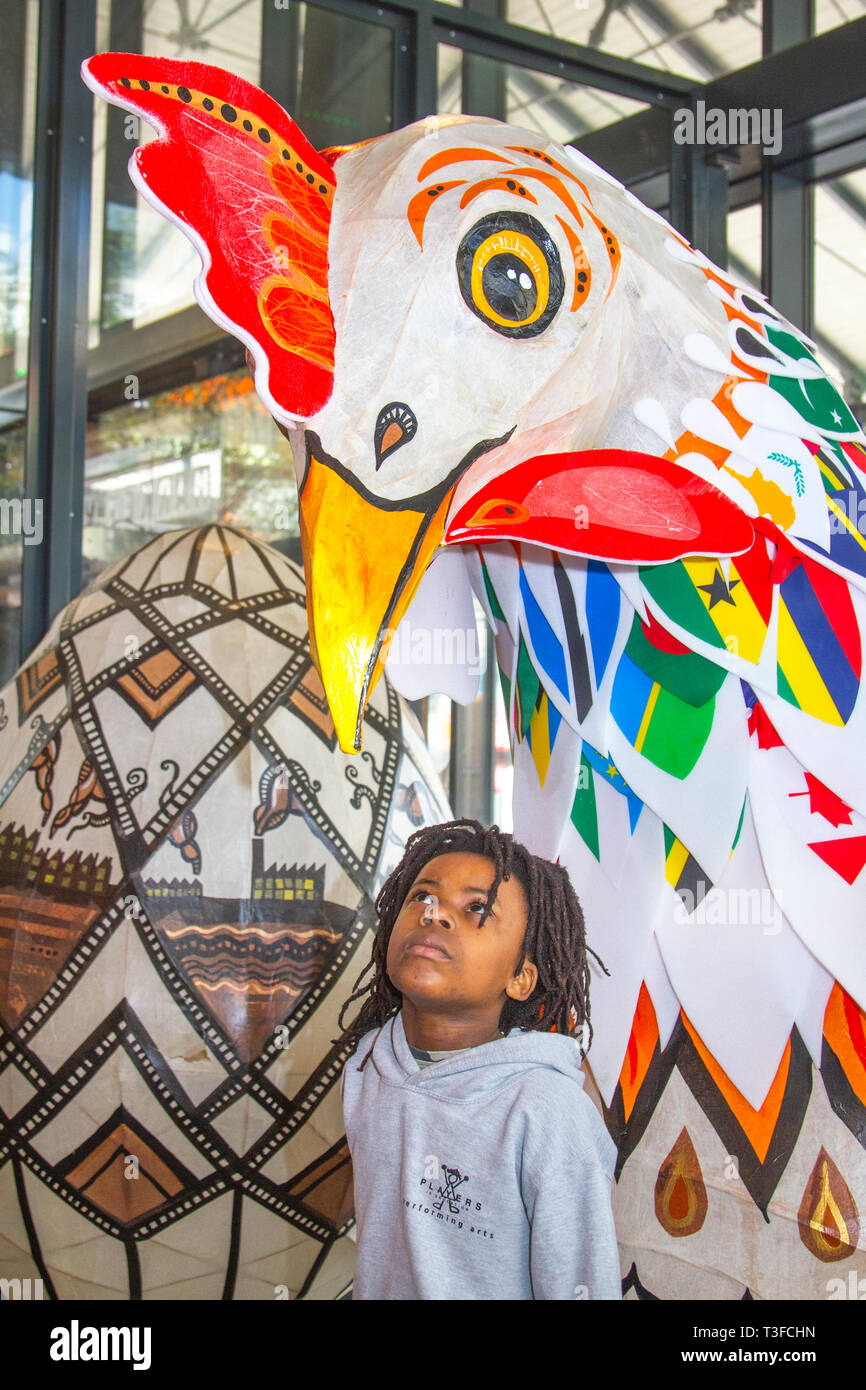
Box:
337 817 620 1300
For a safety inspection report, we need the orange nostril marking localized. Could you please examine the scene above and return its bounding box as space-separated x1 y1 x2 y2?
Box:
381 421 404 453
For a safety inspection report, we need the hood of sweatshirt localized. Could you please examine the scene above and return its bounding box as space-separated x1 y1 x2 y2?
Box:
359 1011 587 1103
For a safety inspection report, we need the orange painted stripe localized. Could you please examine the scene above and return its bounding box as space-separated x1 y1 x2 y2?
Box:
721 299 763 334
823 981 866 1109
618 983 659 1124
504 145 591 200
556 215 591 311
583 206 620 297
681 1010 790 1163
407 180 467 248
458 177 539 210
699 262 745 300
712 378 755 437
506 166 585 225
665 373 758 479
416 147 514 182
674 433 730 468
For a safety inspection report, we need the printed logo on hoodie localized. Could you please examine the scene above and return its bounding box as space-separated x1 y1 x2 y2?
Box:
405 1159 495 1239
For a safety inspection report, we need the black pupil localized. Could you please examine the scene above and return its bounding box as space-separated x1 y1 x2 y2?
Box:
482 252 536 322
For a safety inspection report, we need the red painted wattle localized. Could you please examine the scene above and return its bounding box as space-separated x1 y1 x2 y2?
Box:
81 52 336 421
445 449 755 562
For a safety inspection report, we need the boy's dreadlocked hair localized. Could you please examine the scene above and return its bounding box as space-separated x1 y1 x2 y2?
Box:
335 817 607 1068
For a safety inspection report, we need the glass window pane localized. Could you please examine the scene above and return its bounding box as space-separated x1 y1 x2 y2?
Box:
438 44 648 139
425 694 453 804
88 0 394 347
813 170 866 430
83 362 298 585
502 0 762 79
727 201 761 287
295 8 394 150
815 0 866 36
89 0 264 342
83 0 398 595
0 0 38 683
492 669 513 833
446 606 495 822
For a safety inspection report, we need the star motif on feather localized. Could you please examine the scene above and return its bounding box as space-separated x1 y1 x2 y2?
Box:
697 568 740 609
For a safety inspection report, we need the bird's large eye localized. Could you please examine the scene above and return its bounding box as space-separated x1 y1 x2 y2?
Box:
456 212 564 338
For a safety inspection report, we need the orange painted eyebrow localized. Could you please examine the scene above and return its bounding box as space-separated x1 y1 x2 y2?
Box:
584 205 621 298
408 179 468 247
504 146 591 202
458 176 539 210
505 166 584 226
417 147 516 182
556 214 592 309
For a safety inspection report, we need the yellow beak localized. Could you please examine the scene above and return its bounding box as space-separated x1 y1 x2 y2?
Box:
299 446 454 752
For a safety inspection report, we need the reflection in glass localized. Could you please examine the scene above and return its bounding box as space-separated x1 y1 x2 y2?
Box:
445 607 494 823
438 44 647 140
814 171 866 429
88 0 393 344
295 8 394 152
503 0 762 79
84 366 297 587
727 201 761 288
0 0 38 682
0 424 25 683
90 0 264 340
425 693 453 804
815 0 866 37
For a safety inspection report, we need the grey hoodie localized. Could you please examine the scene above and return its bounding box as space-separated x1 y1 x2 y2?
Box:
341 1011 621 1300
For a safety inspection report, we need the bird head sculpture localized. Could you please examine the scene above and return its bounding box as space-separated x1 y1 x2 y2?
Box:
83 53 772 753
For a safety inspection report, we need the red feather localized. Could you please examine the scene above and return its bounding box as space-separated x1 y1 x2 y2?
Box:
82 52 335 421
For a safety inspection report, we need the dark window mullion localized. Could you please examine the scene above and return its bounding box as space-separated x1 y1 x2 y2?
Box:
100 0 143 335
761 0 813 334
22 0 96 661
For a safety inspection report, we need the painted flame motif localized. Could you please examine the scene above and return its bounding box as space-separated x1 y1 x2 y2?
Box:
619 982 659 1125
797 1147 860 1261
654 1127 708 1237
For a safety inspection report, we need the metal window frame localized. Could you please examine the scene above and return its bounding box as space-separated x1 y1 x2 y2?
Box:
427 0 692 106
761 0 813 330
574 17 866 208
22 0 96 662
262 0 415 131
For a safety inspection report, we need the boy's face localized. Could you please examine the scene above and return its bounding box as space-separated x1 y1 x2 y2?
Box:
386 851 537 1020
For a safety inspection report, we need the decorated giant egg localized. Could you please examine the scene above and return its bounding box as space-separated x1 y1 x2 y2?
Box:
0 524 449 1299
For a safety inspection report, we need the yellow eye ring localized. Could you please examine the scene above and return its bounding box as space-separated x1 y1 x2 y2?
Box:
457 212 564 338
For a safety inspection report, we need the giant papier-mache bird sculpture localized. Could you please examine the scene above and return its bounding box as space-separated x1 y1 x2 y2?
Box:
83 52 866 1298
